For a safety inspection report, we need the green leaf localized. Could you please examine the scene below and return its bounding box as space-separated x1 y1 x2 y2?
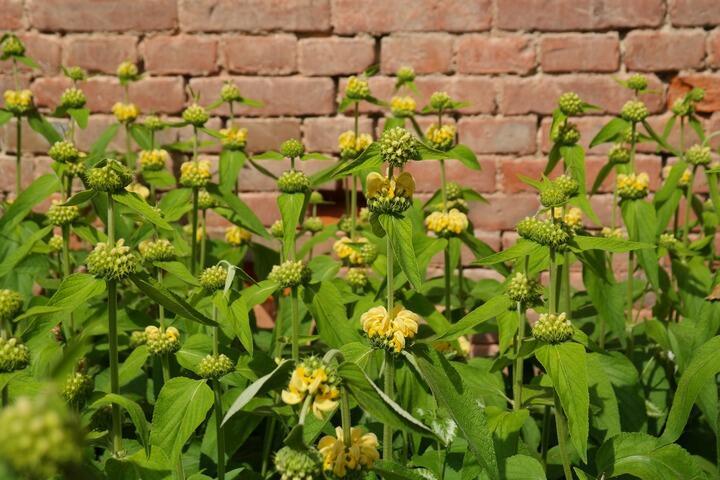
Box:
642 120 680 156
16 55 40 69
112 192 173 231
409 348 499 479
589 118 630 148
338 362 435 437
129 123 152 150
92 393 151 456
252 151 285 160
48 272 106 309
277 192 306 258
372 461 429 480
219 150 246 192
621 200 659 289
332 142 382 178
596 432 704 479
0 109 13 126
239 279 279 309
150 377 214 461
661 335 720 444
586 353 621 441
432 295 512 343
505 454 547 480
222 360 294 425
214 295 253 355
475 239 543 266
27 110 62 144
153 261 200 286
304 281 363 349
447 144 480 170
379 214 422 290
0 225 53 278
591 161 615 195
206 184 268 238
535 342 589 462
61 189 97 206
67 108 89 129
561 145 600 225
571 235 652 253
0 174 61 231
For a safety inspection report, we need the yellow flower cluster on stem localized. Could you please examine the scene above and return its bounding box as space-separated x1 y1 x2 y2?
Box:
361 305 419 353
317 427 379 478
281 359 340 419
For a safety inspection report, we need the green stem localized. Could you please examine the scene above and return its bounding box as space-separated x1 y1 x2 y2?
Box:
125 124 133 168
554 392 573 480
157 270 165 328
62 225 74 334
443 247 452 322
682 165 698 244
341 387 352 445
350 176 358 239
108 280 123 456
191 188 199 275
627 251 635 327
513 302 525 411
1 386 7 407
212 379 226 480
15 117 21 196
440 159 448 209
561 251 571 319
549 248 557 314
383 350 395 460
290 287 300 362
260 418 276 476
160 354 170 384
200 209 207 270
541 405 551 467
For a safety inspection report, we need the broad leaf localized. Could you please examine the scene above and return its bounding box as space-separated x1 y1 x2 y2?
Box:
0 174 60 231
277 192 306 258
93 393 150 456
432 295 512 343
379 214 422 290
113 192 172 231
129 273 216 326
223 360 294 425
304 281 363 349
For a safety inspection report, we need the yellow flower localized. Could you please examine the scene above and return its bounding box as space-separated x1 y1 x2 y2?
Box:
125 182 149 199
552 207 582 230
601 227 624 239
117 61 139 81
616 172 649 200
281 359 340 419
139 149 170 171
4 89 33 114
112 102 140 123
225 225 252 247
361 305 419 352
426 124 456 151
318 427 379 478
338 130 372 159
390 95 416 117
425 208 468 236
332 237 372 265
220 126 248 150
180 159 212 187
360 305 393 338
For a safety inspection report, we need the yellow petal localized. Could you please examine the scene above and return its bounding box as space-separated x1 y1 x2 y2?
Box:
396 171 416 197
366 172 386 198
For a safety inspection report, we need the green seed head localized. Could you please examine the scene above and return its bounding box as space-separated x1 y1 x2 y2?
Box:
49 140 81 164
309 191 324 204
552 121 581 146
396 66 415 83
686 144 711 166
532 312 573 343
558 92 583 116
85 159 134 193
198 354 235 379
379 127 419 168
621 100 649 123
48 234 63 253
129 330 147 348
277 169 310 194
199 265 228 292
671 99 693 117
269 220 284 239
429 91 452 111
47 202 79 226
688 88 705 103
274 445 322 480
182 103 210 127
0 337 30 373
145 326 181 355
626 74 648 92
659 233 678 250
59 87 86 109
280 138 305 159
62 372 93 406
143 115 164 132
346 267 368 291
64 66 87 82
197 189 216 210
445 182 462 201
303 216 323 233
608 144 631 164
138 239 176 263
139 149 169 171
506 272 542 305
516 217 570 249
0 289 23 322
539 183 569 208
345 76 371 101
220 82 243 103
555 174 579 198
86 239 138 280
2 35 25 57
269 260 310 288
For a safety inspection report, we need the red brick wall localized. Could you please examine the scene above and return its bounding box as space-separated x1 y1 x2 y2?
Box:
2 0 720 256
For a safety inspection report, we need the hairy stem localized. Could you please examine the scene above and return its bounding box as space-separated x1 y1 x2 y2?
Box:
290 287 300 362
191 188 199 275
15 117 21 197
200 209 207 270
212 379 226 480
513 301 525 411
341 387 352 445
554 392 573 480
383 350 395 461
682 165 698 244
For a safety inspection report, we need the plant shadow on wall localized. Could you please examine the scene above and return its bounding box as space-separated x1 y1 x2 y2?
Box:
0 33 719 480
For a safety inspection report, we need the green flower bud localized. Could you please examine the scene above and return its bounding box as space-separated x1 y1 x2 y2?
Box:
397 66 415 83
555 174 579 198
85 159 133 193
532 312 573 343
0 394 84 479
345 76 370 101
86 239 138 280
47 202 79 226
539 184 568 208
269 260 310 288
0 337 30 373
269 220 284 239
48 234 63 253
558 92 583 116
626 74 648 92
0 289 23 322
659 233 678 250
337 215 352 234
379 127 419 168
138 239 176 263
623 127 639 144
516 217 570 249
65 161 86 178
275 445 322 480
199 265 228 292
145 326 181 355
179 159 212 188
551 121 580 146
198 354 234 379
506 272 542 305
117 61 139 82
64 66 87 82
277 169 310 194
359 242 378 265
688 87 705 102
143 115 164 132
429 91 452 111
686 144 711 166
139 149 170 171
182 103 209 127
220 82 243 103
62 372 93 406
309 191 324 204
346 267 368 291
2 35 25 57
445 182 463 201
303 216 323 233
49 140 81 164
601 227 624 239
280 138 305 159
608 144 630 164
129 330 147 348
671 99 693 117
59 87 86 109
197 189 216 210
621 100 649 123
4 89 34 115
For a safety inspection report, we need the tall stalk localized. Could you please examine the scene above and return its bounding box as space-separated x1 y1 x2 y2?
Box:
15 117 21 196
191 188 199 275
383 165 395 460
106 194 123 456
681 165 698 244
512 301 525 411
211 303 226 480
200 209 207 270
350 101 360 239
554 392 573 480
290 287 300 362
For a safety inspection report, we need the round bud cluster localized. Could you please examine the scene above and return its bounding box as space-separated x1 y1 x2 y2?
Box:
626 74 648 92
616 172 649 200
4 89 33 115
552 120 581 146
445 181 463 201
558 92 583 116
116 61 139 82
396 66 415 83
280 138 305 159
507 272 543 305
366 172 415 215
686 144 711 166
309 191 324 204
65 161 86 178
346 268 369 290
333 237 378 266
145 326 181 355
390 95 416 117
220 126 248 150
0 289 23 322
303 216 323 233
621 100 649 123
129 330 147 348
559 207 583 231
601 227 624 239
49 140 81 164
608 144 631 164
338 130 372 160
432 198 469 214
516 217 571 249
64 66 87 82
47 201 79 226
179 159 212 188
144 115 164 132
198 354 234 379
277 169 310 194
85 159 134 193
2 35 24 57
225 225 252 247
659 233 678 250
48 234 63 253
688 88 705 102
62 372 93 406
139 149 170 171
269 260 311 288
358 242 378 265
426 124 456 151
540 183 569 208
197 189 216 210
532 312 573 344
182 103 210 127
126 182 150 199
336 215 352 234
0 395 84 479
430 91 452 111
220 82 242 103
379 127 419 168
424 208 469 237
199 265 228 292
138 239 176 263
269 220 284 238
671 99 693 117
274 445 322 480
111 102 139 123
59 87 86 109
86 239 138 280
345 76 370 101
0 337 30 373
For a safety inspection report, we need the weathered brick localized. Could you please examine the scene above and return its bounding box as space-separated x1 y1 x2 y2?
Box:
142 35 218 75
0 33 63 75
29 0 177 32
302 116 374 153
64 35 137 74
179 0 330 32
0 0 25 29
670 0 720 26
625 30 706 72
190 77 335 117
539 115 616 154
458 116 537 155
498 74 665 115
668 74 720 113
710 29 720 68
540 33 619 73
637 113 703 154
405 157 496 193
2 117 63 154
332 0 492 34
223 35 297 75
456 35 535 75
468 193 539 230
381 34 453 74
496 0 664 31
300 36 375 76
